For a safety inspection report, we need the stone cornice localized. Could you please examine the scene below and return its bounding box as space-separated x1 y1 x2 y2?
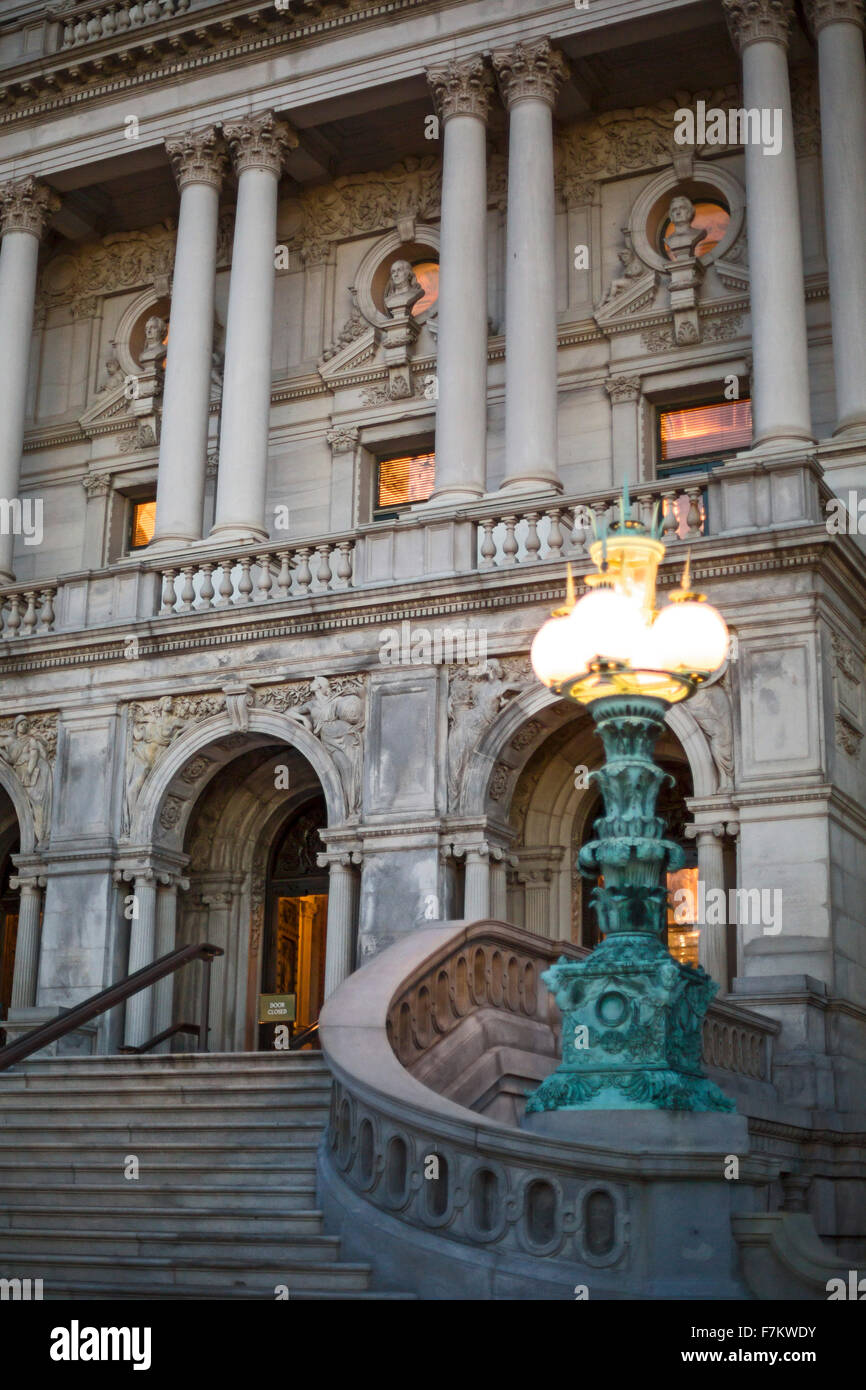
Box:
166 125 228 192
426 54 494 125
722 0 796 52
803 0 865 32
223 110 298 176
0 176 60 238
492 38 569 111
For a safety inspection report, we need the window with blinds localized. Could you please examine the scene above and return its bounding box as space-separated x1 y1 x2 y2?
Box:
659 399 752 467
129 498 157 550
375 452 436 516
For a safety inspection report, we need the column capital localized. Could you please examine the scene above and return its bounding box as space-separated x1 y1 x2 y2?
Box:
605 374 642 403
317 848 362 869
223 110 299 177
427 54 495 123
492 38 569 110
803 0 865 32
0 176 60 240
722 0 796 52
166 125 228 192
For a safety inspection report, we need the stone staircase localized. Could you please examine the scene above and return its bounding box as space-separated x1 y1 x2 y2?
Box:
0 1051 413 1300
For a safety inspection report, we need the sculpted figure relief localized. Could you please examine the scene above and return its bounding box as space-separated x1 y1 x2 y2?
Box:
688 680 734 791
0 716 54 845
285 676 365 817
447 660 526 810
124 696 188 831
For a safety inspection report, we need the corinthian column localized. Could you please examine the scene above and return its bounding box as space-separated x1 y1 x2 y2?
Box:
805 0 866 435
0 178 59 583
493 39 569 493
211 112 297 543
723 0 814 449
123 870 158 1048
152 128 227 548
9 876 44 1008
320 850 361 1000
426 56 494 503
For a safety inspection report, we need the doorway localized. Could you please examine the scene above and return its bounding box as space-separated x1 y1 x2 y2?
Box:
0 830 20 1042
259 797 328 1050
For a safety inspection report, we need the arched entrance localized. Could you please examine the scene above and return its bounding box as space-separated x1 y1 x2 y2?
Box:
0 807 20 1039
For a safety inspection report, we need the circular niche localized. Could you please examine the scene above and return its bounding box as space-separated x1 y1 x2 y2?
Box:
371 241 439 320
629 163 744 275
128 295 170 369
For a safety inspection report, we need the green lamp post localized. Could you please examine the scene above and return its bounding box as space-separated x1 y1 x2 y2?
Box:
526 486 734 1112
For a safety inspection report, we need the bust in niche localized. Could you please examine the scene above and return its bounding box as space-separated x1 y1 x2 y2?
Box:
384 259 424 317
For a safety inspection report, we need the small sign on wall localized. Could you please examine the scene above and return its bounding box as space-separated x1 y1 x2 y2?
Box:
258 993 296 1024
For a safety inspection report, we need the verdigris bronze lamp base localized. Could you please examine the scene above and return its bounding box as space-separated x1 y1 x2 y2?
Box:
526 693 734 1113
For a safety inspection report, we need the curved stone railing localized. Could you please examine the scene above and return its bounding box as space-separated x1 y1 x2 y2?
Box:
317 919 781 1300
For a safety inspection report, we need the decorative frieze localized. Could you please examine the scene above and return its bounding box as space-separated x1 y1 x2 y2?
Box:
427 55 494 123
0 177 60 240
166 126 228 192
722 0 796 51
223 111 298 177
492 38 570 110
294 156 442 264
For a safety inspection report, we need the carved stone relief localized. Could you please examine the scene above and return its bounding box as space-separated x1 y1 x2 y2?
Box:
446 658 533 811
687 678 735 790
0 713 57 846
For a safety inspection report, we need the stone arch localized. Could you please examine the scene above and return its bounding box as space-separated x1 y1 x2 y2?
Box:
129 708 348 849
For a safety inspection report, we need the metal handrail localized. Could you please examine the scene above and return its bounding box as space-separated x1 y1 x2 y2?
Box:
288 1021 319 1051
0 942 223 1071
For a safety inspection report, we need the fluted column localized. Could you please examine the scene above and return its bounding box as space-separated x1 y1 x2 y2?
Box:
0 178 59 583
426 56 493 503
123 870 158 1047
723 0 814 449
151 873 189 1049
490 849 510 921
211 112 297 543
8 876 44 1008
152 128 227 548
687 824 729 990
493 39 569 493
320 850 361 999
805 0 866 435
464 844 491 919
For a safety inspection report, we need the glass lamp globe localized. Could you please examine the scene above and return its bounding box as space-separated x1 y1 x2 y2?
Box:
531 613 592 688
651 598 729 675
569 587 648 666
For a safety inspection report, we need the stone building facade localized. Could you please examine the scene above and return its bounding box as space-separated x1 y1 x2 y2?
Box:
0 0 864 1284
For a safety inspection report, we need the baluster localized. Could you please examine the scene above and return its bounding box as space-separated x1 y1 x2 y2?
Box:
87 13 102 40
128 1 144 24
179 565 196 613
686 487 704 538
315 544 333 590
593 499 610 544
295 547 313 595
275 550 292 599
62 20 75 46
160 569 178 615
215 558 234 607
199 563 215 612
73 17 88 42
661 489 679 541
115 3 131 31
335 541 353 588
524 512 541 564
571 504 589 557
545 507 563 561
236 556 254 604
255 553 273 602
38 588 55 633
143 0 161 20
101 6 118 37
501 515 519 566
479 519 497 569
19 590 38 636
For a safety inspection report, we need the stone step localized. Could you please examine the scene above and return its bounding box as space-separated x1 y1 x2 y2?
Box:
0 1120 326 1143
0 1182 318 1211
0 1227 344 1263
0 1099 331 1123
1 1252 373 1293
39 1281 417 1301
0 1204 326 1236
0 1053 328 1077
0 1158 319 1184
0 1141 320 1167
0 1077 331 1100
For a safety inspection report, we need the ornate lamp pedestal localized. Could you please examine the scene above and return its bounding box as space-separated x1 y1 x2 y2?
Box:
527 487 735 1113
526 693 733 1113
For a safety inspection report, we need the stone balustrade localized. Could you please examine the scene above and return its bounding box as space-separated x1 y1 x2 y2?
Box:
153 536 356 615
317 919 781 1299
0 584 58 639
474 478 707 570
54 0 192 48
